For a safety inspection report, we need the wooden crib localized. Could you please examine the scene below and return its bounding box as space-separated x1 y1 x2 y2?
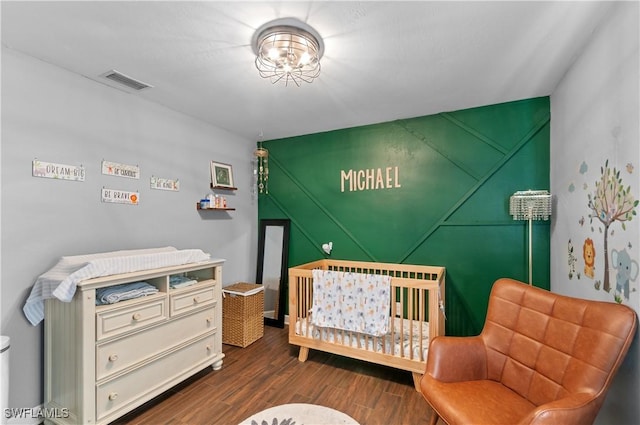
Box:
288 259 445 390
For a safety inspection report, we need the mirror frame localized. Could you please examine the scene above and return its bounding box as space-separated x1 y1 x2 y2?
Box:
256 218 290 328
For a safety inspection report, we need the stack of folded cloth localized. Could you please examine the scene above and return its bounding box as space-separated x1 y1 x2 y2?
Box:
169 275 198 289
96 281 159 305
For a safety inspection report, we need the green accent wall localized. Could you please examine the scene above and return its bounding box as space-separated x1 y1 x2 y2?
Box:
259 97 550 336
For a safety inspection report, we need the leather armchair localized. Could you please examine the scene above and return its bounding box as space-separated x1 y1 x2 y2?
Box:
420 278 637 425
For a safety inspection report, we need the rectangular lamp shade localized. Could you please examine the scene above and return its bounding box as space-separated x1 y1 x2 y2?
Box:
509 190 552 221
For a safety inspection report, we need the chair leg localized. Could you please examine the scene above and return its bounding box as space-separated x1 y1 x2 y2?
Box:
412 372 422 392
428 409 440 425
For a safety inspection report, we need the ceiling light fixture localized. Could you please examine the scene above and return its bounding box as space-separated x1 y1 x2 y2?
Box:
252 18 324 87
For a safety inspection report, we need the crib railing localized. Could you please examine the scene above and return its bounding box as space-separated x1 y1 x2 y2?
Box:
288 259 446 374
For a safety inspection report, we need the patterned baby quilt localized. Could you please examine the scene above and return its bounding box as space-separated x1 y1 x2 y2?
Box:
311 269 391 336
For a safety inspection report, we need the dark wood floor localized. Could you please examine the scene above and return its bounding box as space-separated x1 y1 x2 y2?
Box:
116 325 435 425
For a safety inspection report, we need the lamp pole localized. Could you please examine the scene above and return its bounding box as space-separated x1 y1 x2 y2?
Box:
528 212 533 286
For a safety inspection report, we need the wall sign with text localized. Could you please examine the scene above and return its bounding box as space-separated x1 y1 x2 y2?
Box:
340 166 401 192
150 176 180 191
101 188 139 205
32 160 85 182
102 160 140 179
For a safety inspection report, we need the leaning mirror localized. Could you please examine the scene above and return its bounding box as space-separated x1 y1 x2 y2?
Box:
256 219 290 328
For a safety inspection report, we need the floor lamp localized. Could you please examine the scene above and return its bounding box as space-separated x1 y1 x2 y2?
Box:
509 190 552 285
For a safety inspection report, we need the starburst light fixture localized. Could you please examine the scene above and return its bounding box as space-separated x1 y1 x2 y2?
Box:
252 18 324 87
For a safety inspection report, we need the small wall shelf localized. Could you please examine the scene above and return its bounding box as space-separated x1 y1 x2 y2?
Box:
210 184 237 191
196 204 235 211
200 185 236 211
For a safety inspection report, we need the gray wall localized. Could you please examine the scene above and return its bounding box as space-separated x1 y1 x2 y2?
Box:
551 2 639 424
1 47 257 413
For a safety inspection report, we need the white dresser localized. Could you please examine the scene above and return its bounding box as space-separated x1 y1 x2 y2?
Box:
44 259 225 425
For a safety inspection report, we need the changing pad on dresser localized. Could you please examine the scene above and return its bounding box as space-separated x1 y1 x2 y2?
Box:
23 246 211 325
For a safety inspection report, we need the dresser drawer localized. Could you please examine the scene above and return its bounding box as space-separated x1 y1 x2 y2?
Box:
96 308 216 380
170 282 216 316
96 333 218 421
96 297 167 341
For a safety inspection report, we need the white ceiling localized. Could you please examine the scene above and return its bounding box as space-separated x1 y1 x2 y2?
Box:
1 1 613 141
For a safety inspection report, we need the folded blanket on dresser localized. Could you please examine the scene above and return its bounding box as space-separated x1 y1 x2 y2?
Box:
311 269 391 336
95 281 159 305
169 275 198 289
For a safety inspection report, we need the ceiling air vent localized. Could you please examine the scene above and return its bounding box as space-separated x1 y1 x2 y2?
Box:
100 70 153 91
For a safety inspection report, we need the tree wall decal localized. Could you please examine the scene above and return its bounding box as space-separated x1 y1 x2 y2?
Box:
588 159 638 292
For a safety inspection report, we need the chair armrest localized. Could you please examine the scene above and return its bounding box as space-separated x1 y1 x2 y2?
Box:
520 393 597 425
425 335 487 382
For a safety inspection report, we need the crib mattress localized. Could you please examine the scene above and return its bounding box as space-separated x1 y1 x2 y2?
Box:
295 317 429 360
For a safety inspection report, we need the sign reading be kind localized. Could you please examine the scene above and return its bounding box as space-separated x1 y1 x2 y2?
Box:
340 166 401 192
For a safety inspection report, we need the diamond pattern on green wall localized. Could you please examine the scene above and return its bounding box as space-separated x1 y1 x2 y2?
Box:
260 97 550 335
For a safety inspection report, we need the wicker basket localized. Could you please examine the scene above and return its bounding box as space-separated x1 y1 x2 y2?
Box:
222 282 264 347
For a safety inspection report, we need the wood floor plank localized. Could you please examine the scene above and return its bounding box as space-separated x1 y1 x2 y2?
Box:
117 325 434 425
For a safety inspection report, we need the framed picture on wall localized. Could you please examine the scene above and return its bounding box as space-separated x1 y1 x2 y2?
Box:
211 161 235 188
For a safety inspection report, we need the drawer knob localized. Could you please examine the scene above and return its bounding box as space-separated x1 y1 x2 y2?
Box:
193 297 200 304
132 313 142 320
108 354 119 362
206 345 211 351
206 317 212 324
108 392 118 401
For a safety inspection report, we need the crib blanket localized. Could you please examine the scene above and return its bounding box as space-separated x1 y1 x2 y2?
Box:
23 246 211 325
311 269 391 337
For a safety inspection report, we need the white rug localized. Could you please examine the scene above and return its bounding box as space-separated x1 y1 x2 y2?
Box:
239 403 360 425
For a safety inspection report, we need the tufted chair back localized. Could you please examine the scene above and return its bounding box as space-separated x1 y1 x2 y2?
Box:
486 278 635 407
421 278 637 425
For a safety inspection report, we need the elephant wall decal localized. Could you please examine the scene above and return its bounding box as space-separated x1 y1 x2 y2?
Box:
611 248 639 300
